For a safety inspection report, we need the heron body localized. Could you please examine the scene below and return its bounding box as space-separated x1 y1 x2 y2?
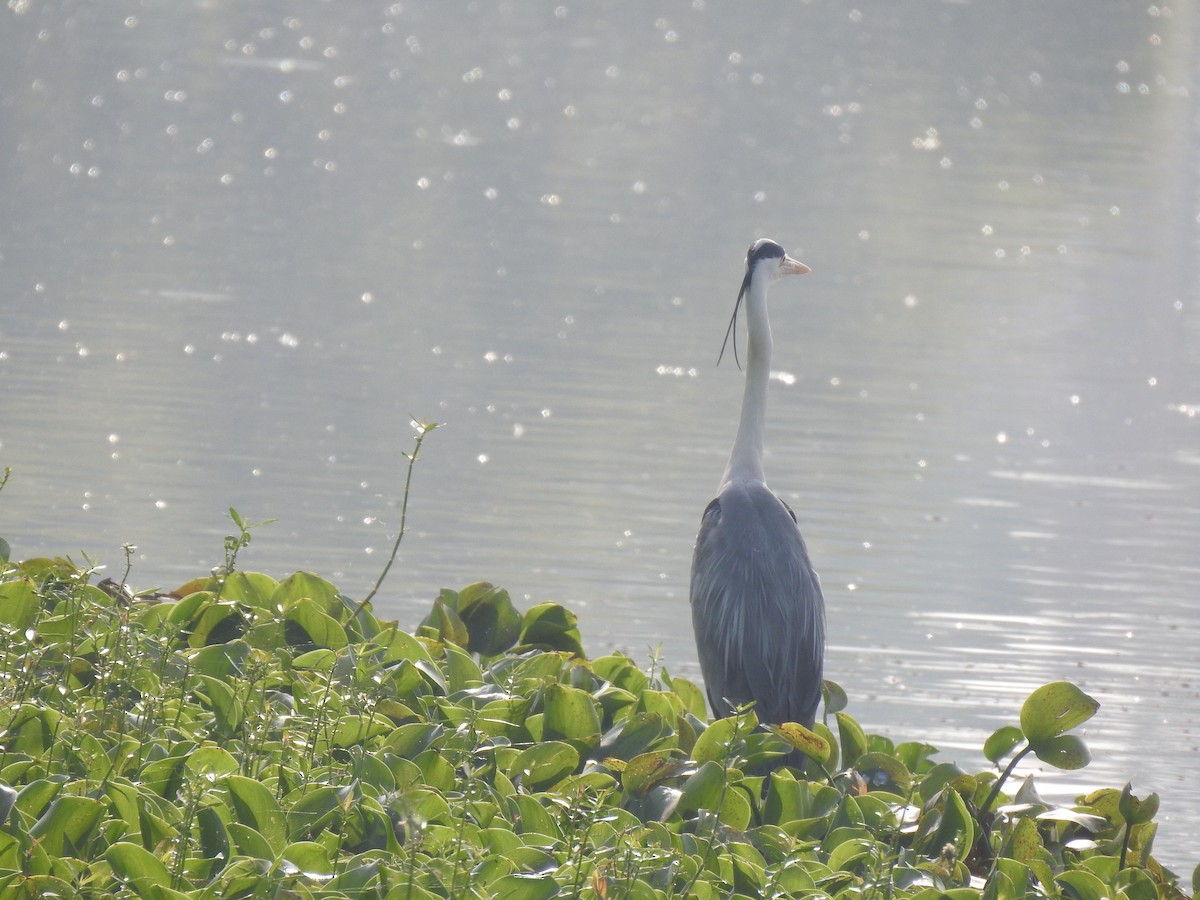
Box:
689 238 827 730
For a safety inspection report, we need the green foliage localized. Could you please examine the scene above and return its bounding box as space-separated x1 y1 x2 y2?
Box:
0 556 1191 898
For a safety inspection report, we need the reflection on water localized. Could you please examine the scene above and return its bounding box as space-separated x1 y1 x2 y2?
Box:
2 0 1198 869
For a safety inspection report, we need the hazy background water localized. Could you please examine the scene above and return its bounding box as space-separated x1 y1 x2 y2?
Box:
2 0 1198 870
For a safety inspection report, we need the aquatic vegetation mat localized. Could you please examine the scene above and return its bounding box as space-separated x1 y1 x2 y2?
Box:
0 551 1193 898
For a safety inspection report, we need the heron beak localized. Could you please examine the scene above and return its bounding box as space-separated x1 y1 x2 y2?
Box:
780 256 811 276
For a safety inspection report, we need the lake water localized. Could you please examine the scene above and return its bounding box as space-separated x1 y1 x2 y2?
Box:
2 0 1197 870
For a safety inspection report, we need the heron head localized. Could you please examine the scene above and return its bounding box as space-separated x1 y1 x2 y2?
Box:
745 238 811 284
719 239 810 367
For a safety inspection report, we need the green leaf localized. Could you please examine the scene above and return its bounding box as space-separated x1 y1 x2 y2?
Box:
1003 815 1043 862
280 841 334 878
422 597 470 648
105 842 171 898
1030 734 1091 770
487 873 560 900
1118 782 1160 825
0 581 40 630
663 673 707 718
621 750 683 795
853 752 911 793
822 679 848 714
186 744 240 778
835 711 868 769
283 597 348 650
456 582 523 656
196 805 230 871
778 721 831 765
597 712 672 761
187 601 245 647
286 787 346 841
226 822 275 861
224 774 287 855
510 742 579 790
542 683 601 744
984 725 1025 764
1019 681 1099 744
194 674 244 737
272 571 340 614
219 571 278 609
518 602 584 655
29 796 106 857
691 716 740 765
1056 869 1109 900
678 761 727 814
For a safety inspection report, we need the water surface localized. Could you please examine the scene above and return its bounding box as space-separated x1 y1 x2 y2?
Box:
2 1 1197 868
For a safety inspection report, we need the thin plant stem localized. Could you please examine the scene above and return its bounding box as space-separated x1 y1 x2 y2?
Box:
354 420 438 619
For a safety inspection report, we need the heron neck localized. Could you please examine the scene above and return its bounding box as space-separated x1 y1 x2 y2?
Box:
721 278 772 487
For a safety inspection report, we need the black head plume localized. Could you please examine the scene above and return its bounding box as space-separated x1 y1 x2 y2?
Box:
717 240 786 369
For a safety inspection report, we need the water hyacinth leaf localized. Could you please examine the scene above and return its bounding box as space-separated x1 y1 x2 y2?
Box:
329 713 393 749
1119 783 1160 825
853 752 912 793
286 787 345 841
1019 682 1099 744
627 784 683 823
835 711 868 769
188 601 245 647
691 715 740 765
140 742 198 799
778 721 831 765
621 750 682 795
219 571 278 609
893 741 938 773
272 571 340 614
0 536 8 564
487 873 559 900
422 597 469 647
189 640 251 680
29 795 106 857
679 760 727 814
415 749 456 792
915 785 975 860
740 729 794 770
105 841 171 897
1036 807 1108 831
543 683 601 744
5 705 61 756
194 674 244 737
1056 869 1110 900
186 744 240 778
597 711 673 761
374 626 436 666
984 725 1026 764
383 722 444 759
196 804 230 869
224 774 287 854
0 580 40 629
822 679 849 714
510 741 579 789
662 676 705 720
1031 734 1091 770
280 840 334 878
518 601 584 655
443 640 484 691
0 784 15 826
283 597 348 650
718 783 753 830
455 582 523 656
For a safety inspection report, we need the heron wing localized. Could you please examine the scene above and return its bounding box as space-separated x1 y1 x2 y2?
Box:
689 481 826 727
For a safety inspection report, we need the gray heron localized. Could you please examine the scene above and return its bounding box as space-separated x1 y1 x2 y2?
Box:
689 238 827 737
